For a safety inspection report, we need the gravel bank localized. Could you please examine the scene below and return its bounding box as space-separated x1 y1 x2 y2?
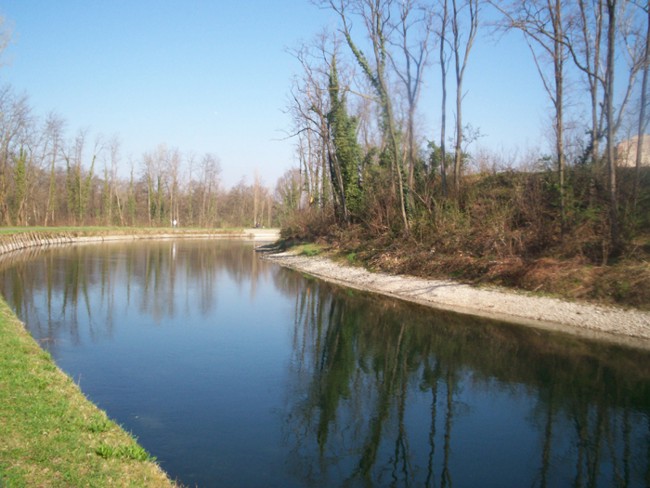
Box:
265 252 650 350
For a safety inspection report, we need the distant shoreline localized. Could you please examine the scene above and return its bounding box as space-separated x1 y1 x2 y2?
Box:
0 228 281 256
265 251 650 351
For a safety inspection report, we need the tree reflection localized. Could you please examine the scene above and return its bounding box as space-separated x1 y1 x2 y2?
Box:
0 240 275 349
281 278 650 487
1 244 649 486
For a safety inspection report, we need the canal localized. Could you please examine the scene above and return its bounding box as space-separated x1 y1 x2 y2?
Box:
0 240 648 487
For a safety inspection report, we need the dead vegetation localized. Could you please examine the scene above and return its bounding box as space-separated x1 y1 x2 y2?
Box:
281 168 650 310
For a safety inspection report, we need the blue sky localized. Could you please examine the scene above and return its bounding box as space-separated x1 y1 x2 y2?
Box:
1 1 556 187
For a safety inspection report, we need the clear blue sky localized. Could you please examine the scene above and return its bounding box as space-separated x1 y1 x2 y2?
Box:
1 1 559 187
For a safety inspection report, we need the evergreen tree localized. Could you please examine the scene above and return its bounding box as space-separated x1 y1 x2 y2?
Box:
327 56 362 223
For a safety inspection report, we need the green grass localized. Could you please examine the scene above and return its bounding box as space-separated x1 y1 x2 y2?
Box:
296 243 323 256
0 298 175 488
95 444 154 462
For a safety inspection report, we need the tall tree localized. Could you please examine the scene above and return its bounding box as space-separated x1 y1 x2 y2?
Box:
198 153 221 227
388 0 433 207
634 1 649 207
253 170 262 227
63 130 98 225
43 113 65 226
327 0 411 232
604 0 619 250
287 34 342 211
451 0 479 196
328 55 363 223
127 163 137 226
12 148 27 225
0 87 31 225
438 0 451 195
567 0 605 165
166 147 181 226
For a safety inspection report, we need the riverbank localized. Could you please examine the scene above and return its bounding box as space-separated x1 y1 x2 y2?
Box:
265 250 650 350
0 298 176 487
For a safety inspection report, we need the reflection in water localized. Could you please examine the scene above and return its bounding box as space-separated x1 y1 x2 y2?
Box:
0 240 270 351
278 273 650 487
0 241 649 487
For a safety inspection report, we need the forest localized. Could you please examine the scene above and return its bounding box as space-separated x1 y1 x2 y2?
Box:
0 0 649 305
0 95 276 229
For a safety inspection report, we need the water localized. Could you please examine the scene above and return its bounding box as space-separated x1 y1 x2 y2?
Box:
1 240 649 487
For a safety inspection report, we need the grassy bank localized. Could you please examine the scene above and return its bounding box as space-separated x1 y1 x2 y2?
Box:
0 297 175 487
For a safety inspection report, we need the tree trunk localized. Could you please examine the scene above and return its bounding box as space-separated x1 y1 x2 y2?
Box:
554 0 566 232
605 0 620 254
634 5 650 210
440 0 449 196
452 0 463 196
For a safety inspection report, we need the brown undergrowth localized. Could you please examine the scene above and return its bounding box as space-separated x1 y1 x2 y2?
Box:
281 168 650 310
350 243 650 310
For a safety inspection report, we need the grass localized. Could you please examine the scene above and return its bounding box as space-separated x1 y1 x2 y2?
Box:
296 243 324 257
0 298 175 488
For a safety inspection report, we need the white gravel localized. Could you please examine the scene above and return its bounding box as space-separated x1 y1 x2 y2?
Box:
265 251 650 350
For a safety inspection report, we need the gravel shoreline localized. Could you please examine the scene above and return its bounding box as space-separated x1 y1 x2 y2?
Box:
265 251 650 350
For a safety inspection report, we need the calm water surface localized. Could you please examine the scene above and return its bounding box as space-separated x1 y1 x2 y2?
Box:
1 240 649 487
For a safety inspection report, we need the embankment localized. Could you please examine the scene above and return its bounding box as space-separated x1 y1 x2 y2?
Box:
0 227 280 256
0 292 176 487
265 251 650 350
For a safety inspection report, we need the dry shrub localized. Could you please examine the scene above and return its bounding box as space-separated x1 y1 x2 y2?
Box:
280 207 337 242
519 257 596 298
590 263 650 309
518 258 650 309
423 171 562 260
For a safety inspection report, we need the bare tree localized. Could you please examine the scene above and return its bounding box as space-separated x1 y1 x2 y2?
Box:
438 0 451 195
451 0 479 196
63 130 100 225
166 147 181 227
110 138 126 226
634 1 649 206
198 153 221 226
612 1 646 135
604 0 619 250
0 87 31 224
100 136 123 226
388 0 433 207
142 145 167 226
287 35 337 211
253 170 262 227
42 113 65 226
566 0 605 165
275 168 303 224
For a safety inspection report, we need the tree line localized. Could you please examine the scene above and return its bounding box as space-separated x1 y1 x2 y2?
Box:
0 85 277 229
283 0 649 261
